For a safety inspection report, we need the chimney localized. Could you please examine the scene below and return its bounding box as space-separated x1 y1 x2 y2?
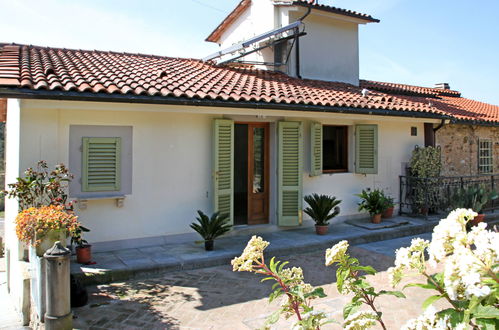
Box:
434 82 450 90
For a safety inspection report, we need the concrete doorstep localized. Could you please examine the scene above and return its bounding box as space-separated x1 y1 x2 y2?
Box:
70 213 499 286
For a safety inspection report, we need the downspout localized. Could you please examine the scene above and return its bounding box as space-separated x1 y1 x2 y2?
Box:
295 1 313 78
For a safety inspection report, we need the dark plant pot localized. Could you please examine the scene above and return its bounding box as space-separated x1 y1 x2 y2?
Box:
315 225 329 235
371 214 382 224
205 240 214 251
76 245 92 264
382 207 394 219
470 213 485 226
420 207 429 216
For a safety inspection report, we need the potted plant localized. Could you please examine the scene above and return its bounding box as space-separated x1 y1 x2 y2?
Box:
382 195 395 218
190 211 232 250
71 224 91 264
303 193 341 235
15 204 80 256
451 185 498 226
356 189 387 224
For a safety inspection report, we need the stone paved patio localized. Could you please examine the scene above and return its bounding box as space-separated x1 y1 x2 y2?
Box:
71 215 440 286
72 233 453 329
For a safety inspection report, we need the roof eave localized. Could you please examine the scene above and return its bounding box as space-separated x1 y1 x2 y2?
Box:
0 87 451 121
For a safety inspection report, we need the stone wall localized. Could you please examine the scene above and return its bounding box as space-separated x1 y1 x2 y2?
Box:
436 124 499 176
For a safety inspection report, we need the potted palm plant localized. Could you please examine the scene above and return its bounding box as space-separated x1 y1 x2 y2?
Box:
71 224 91 264
356 189 387 224
190 211 232 250
303 193 341 235
382 195 395 218
451 185 498 226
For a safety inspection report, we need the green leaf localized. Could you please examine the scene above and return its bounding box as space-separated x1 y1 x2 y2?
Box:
352 265 377 275
422 295 443 310
304 287 327 299
265 309 281 325
437 308 464 326
343 301 362 319
268 289 283 303
277 261 289 273
378 290 406 299
260 277 274 283
473 305 499 319
475 318 498 330
404 282 436 290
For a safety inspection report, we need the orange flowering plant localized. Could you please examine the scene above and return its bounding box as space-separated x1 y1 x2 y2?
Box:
15 205 80 247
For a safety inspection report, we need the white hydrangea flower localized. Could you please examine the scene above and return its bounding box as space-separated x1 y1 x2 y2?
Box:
343 311 378 330
325 240 349 266
428 208 477 266
388 237 429 287
231 235 269 272
401 306 464 330
443 245 491 300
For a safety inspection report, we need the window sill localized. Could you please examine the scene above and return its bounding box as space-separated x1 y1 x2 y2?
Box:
323 169 349 174
75 195 126 209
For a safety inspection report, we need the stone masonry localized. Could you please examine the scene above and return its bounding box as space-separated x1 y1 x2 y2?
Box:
436 124 499 176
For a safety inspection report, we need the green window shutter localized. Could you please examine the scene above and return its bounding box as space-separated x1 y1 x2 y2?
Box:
82 137 121 192
310 122 322 176
278 121 303 226
355 124 378 174
213 119 234 225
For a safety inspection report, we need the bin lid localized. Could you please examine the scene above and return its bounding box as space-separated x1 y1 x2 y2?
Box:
44 241 71 257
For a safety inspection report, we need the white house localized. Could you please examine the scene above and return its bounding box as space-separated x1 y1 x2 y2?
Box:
1 0 498 320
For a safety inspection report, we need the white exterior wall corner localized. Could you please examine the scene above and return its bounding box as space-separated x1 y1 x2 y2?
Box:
4 98 30 323
17 99 430 251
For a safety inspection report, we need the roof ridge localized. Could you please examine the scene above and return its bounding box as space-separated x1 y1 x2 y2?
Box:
1 42 204 63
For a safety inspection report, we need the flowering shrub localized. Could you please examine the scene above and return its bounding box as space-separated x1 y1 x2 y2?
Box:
325 240 405 330
231 236 330 329
2 161 74 210
233 209 498 329
389 208 498 329
15 205 80 247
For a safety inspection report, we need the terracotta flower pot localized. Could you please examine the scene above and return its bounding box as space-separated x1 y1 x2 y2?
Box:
470 213 485 226
382 207 394 219
315 225 329 235
371 214 382 224
76 245 92 264
205 240 214 251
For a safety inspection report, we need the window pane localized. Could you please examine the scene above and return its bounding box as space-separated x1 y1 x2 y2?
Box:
253 127 264 193
323 126 347 171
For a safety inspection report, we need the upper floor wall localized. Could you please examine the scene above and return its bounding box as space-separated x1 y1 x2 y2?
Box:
212 0 372 86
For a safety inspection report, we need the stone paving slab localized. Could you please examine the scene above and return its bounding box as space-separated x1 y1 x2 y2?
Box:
71 241 446 329
71 215 441 285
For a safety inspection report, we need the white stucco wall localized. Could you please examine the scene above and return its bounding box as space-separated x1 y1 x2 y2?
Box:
9 99 432 252
288 9 360 85
215 2 362 84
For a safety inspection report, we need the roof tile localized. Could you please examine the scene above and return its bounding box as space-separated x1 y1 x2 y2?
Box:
0 44 497 123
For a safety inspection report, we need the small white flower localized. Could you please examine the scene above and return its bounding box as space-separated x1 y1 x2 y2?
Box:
325 240 349 266
231 236 269 272
343 311 378 330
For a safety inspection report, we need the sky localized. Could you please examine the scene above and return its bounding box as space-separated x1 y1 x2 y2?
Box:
1 0 498 105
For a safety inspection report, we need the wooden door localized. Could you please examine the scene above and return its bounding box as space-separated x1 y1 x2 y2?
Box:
247 123 269 224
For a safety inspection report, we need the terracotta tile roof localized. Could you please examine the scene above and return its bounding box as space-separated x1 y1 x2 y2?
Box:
360 80 461 97
0 44 448 117
0 43 497 124
361 80 499 123
206 0 378 43
292 1 379 23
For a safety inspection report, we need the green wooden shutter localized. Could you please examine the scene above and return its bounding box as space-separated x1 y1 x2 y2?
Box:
310 122 322 176
355 124 378 174
213 119 234 225
278 121 303 226
82 137 121 192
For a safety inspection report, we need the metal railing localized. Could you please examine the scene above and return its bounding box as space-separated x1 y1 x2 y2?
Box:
399 174 498 217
